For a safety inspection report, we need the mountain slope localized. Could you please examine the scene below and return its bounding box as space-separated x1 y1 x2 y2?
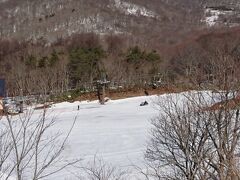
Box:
0 0 240 43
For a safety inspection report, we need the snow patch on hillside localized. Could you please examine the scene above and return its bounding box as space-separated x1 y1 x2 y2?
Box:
204 8 234 26
113 0 157 18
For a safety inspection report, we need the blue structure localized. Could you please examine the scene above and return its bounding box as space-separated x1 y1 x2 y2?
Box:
0 79 5 97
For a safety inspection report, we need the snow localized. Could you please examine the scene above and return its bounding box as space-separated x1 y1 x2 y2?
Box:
0 173 16 180
51 95 157 166
113 0 157 18
1 95 158 179
44 91 220 179
205 9 222 26
204 8 233 26
1 91 220 179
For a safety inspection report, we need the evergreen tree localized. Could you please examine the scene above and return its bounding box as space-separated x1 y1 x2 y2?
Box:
48 50 59 67
69 47 105 86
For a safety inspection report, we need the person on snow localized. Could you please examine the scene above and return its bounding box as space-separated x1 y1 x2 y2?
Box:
140 101 148 106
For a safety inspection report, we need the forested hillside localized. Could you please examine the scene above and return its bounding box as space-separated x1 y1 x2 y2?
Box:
0 0 240 97
1 27 240 97
0 0 240 42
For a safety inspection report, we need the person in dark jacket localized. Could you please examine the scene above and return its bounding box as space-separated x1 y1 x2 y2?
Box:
140 101 148 106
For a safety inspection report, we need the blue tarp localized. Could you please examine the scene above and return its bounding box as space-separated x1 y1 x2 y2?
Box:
0 79 5 97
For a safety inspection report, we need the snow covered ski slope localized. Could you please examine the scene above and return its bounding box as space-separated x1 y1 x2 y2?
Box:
2 91 219 179
34 95 158 179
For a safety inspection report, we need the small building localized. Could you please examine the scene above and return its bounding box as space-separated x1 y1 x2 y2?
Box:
0 79 5 97
0 79 5 114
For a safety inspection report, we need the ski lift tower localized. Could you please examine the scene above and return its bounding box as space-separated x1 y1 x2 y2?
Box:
96 74 110 105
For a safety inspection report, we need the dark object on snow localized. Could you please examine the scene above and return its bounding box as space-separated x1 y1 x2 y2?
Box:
97 87 103 104
140 101 148 106
19 101 23 113
144 90 149 96
0 79 5 97
78 105 80 110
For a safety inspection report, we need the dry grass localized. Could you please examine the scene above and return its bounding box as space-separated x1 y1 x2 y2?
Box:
204 97 240 111
75 86 186 102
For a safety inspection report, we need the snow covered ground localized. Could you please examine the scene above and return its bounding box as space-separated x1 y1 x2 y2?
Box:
47 95 158 179
113 0 157 18
204 8 234 26
1 91 221 179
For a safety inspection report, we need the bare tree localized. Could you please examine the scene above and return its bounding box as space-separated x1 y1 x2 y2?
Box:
72 155 129 180
143 34 240 180
0 107 79 180
0 125 13 180
145 88 240 180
